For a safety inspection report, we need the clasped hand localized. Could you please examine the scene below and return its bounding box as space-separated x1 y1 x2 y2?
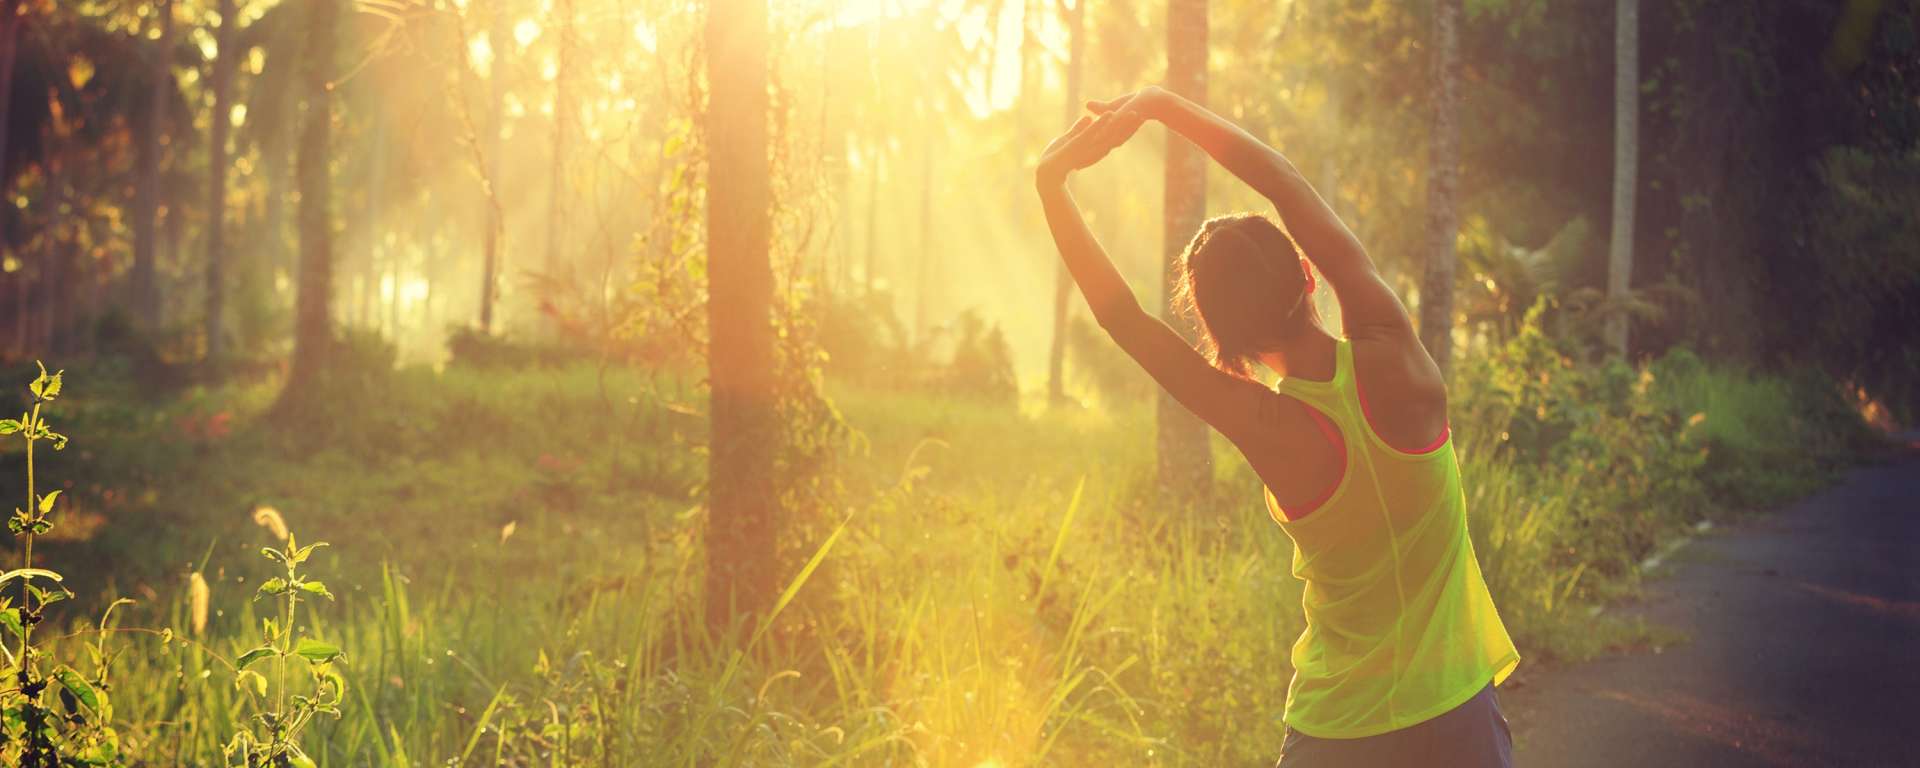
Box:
1036 87 1169 185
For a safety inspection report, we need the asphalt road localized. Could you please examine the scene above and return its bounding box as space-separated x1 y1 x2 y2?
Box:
1501 444 1920 767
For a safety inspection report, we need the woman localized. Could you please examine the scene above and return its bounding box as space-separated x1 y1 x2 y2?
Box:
1035 86 1521 767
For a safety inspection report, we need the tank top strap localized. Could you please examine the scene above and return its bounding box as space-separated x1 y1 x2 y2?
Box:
1275 338 1357 417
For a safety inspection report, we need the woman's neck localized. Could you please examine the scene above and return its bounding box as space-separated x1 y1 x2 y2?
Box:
1263 327 1339 382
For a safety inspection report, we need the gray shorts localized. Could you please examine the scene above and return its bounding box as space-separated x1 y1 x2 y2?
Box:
1276 683 1513 768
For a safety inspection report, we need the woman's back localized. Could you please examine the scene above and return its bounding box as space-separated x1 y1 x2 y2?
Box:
1266 339 1519 739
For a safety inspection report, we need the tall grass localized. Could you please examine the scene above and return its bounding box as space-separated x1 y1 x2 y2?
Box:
11 343 1874 766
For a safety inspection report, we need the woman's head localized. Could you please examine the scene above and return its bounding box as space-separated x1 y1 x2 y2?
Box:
1172 213 1318 378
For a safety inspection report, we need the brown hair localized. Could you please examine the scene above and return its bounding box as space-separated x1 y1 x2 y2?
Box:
1171 213 1315 378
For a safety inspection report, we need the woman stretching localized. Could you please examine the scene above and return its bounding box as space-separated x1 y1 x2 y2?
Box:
1035 86 1520 767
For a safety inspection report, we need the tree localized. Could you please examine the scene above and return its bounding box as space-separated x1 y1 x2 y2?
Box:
704 0 777 629
478 0 509 332
131 0 174 330
280 0 337 409
545 0 574 333
205 0 236 358
0 0 22 197
1605 0 1637 359
1419 0 1461 378
1045 0 1085 405
1157 0 1212 493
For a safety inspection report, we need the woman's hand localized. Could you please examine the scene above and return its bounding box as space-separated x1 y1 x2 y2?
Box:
1086 86 1172 122
1036 110 1147 187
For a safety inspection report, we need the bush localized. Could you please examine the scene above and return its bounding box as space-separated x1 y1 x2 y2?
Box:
446 325 586 370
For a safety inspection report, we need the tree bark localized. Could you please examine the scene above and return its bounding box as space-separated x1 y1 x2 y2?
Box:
703 0 778 630
1158 0 1212 494
545 0 574 333
1606 0 1639 359
1046 0 1085 405
132 0 174 331
281 0 337 409
478 0 509 332
0 0 21 198
1419 0 1461 378
915 137 933 345
205 0 235 359
863 151 878 295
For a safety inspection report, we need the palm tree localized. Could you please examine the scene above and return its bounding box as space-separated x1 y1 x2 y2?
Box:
704 0 778 629
1045 0 1086 405
131 0 174 331
1158 0 1212 493
205 0 237 358
1420 0 1461 377
0 0 23 196
280 0 338 410
1606 0 1638 359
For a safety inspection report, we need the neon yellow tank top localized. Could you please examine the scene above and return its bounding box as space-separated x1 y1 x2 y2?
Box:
1264 339 1519 738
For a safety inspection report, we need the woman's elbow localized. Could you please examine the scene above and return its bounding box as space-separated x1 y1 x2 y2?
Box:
1092 299 1148 337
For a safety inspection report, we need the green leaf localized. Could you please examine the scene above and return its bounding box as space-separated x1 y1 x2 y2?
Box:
41 371 62 401
36 491 58 514
235 645 278 670
294 637 345 665
234 669 267 698
30 583 72 605
297 580 333 600
254 577 288 600
0 568 63 585
53 667 99 713
29 362 48 399
0 420 20 435
291 541 329 565
261 547 288 565
0 607 24 639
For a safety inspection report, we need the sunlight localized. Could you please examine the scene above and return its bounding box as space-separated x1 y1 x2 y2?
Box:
823 0 932 28
513 18 541 48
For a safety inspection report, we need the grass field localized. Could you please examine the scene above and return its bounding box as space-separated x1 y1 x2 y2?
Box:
4 347 1876 766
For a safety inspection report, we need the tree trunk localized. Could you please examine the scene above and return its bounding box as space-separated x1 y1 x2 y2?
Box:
281 0 337 409
545 0 574 333
478 0 509 332
915 138 933 345
206 0 235 359
1606 0 1639 359
863 151 878 295
0 0 21 198
703 0 778 630
1419 0 1461 378
1046 0 1085 405
362 109 387 331
1158 0 1212 495
132 0 174 331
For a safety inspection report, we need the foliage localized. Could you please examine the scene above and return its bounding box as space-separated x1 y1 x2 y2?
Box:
224 523 344 768
816 292 1021 408
0 364 124 767
1066 315 1153 407
445 326 586 371
15 344 1864 765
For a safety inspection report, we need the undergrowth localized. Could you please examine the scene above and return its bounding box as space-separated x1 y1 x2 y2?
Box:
2 312 1875 765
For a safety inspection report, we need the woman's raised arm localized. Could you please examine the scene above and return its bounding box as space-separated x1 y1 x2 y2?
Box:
1094 88 1416 341
1033 113 1295 448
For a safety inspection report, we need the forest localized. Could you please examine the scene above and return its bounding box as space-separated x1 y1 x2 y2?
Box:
0 0 1915 764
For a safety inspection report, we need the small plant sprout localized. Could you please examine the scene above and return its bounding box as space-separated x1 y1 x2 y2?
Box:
224 523 346 768
0 363 115 767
